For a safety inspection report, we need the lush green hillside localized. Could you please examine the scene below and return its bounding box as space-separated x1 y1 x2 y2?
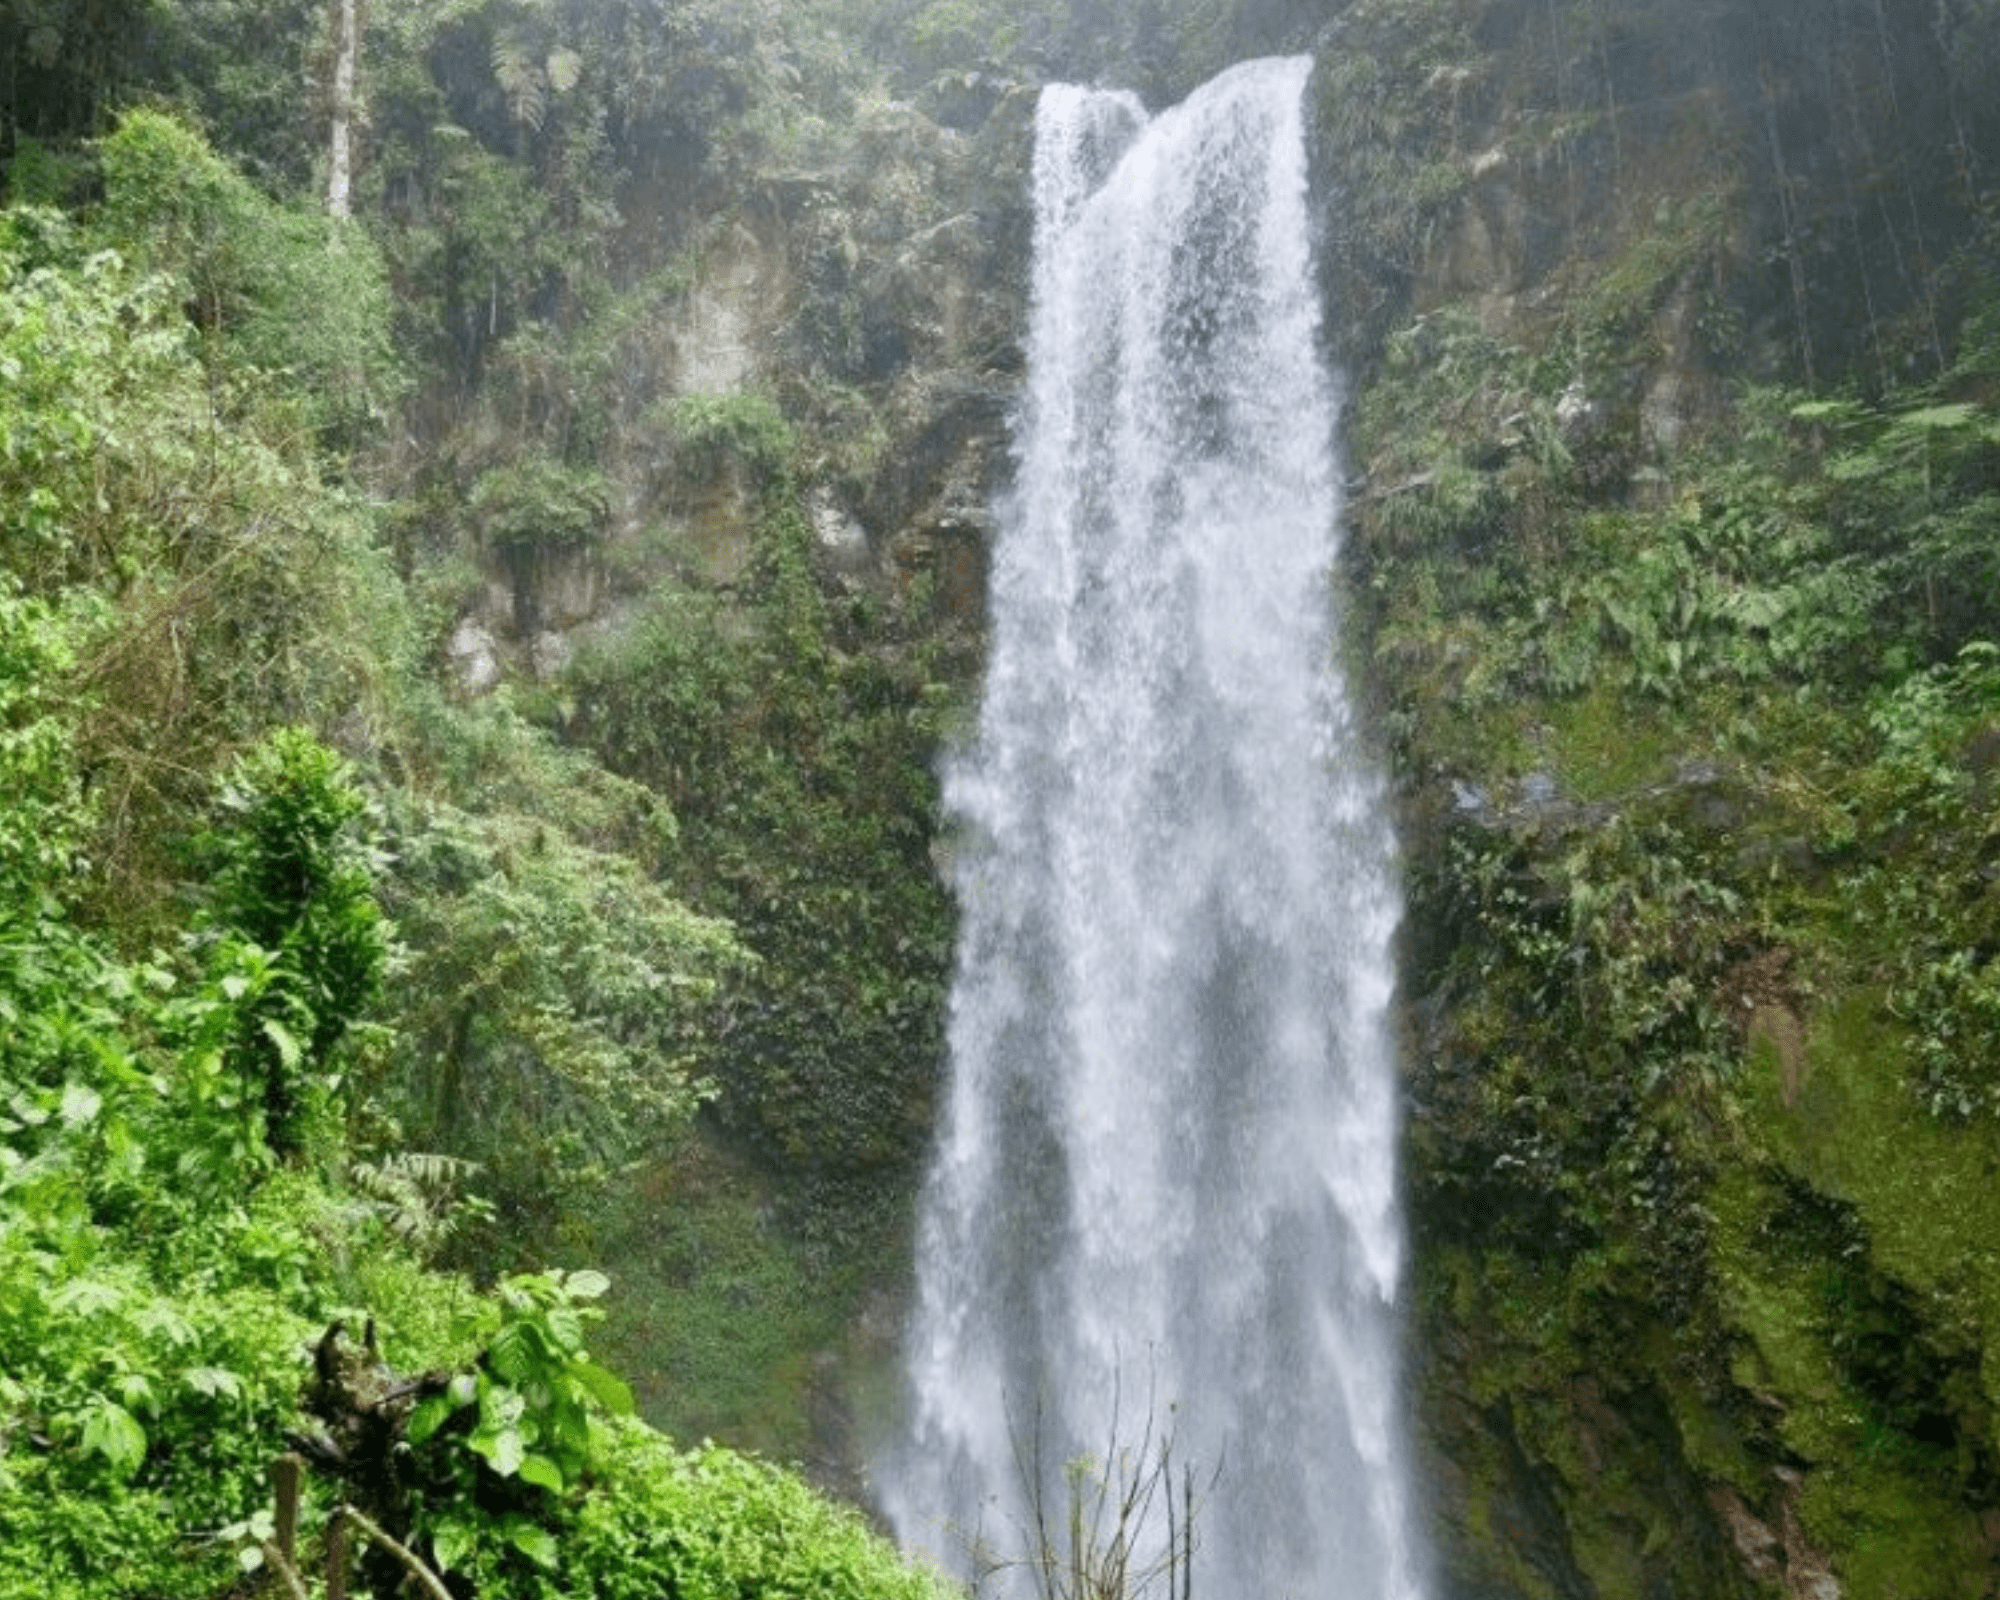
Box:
0 9 960 1592
1303 0 2000 1591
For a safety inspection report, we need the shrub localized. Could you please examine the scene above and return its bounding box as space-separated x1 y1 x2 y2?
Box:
471 456 614 553
193 728 388 1158
659 391 797 482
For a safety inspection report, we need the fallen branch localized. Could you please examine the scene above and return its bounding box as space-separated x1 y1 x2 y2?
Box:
336 1503 455 1600
257 1543 313 1600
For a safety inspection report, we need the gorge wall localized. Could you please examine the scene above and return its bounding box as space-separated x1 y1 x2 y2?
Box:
1306 3 2000 1598
389 1 2000 1595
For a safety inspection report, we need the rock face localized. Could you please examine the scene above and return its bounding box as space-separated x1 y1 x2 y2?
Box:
1294 2 2000 1597
448 71 1034 679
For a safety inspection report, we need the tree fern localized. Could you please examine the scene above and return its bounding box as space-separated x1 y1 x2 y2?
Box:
491 30 546 132
545 46 582 96
349 1150 488 1254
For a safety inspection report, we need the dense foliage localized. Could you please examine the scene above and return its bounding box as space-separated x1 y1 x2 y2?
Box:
0 48 953 1596
1330 4 2000 1572
11 0 1003 1481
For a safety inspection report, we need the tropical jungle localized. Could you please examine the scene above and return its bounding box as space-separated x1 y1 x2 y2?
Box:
3 0 1999 1596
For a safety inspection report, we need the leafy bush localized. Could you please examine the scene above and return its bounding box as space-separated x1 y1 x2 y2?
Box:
566 1419 957 1600
1846 644 2000 1120
192 728 389 1158
0 233 193 589
659 391 797 482
95 108 402 442
375 698 745 1238
0 585 92 908
402 1268 634 1582
0 687 934 1600
471 456 614 553
0 205 414 918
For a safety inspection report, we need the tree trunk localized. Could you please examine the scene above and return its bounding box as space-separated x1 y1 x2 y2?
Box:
327 0 360 217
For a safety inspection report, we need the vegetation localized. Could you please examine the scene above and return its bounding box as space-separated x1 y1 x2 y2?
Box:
8 0 2000 1594
0 33 955 1595
10 0 984 1479
1334 6 2000 1570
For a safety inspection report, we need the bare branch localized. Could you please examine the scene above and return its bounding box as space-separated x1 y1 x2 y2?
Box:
335 1505 454 1600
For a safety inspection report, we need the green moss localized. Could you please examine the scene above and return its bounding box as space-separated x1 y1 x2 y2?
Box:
1660 1358 1762 1499
581 1131 887 1462
1753 997 2000 1364
1566 1511 1648 1600
1707 1164 1850 1463
1540 683 1676 800
1699 995 2000 1593
1800 1465 1990 1600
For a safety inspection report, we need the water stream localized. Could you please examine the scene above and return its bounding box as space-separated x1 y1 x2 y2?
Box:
882 57 1424 1600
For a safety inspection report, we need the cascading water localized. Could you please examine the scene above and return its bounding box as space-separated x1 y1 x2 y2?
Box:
881 57 1424 1600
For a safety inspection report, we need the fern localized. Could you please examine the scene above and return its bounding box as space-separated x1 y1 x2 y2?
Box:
545 47 582 96
349 1151 488 1253
491 31 546 132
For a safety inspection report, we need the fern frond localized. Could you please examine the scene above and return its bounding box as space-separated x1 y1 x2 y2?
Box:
491 31 547 131
349 1151 486 1250
545 47 583 96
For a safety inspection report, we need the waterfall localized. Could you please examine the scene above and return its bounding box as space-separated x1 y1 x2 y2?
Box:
882 57 1424 1600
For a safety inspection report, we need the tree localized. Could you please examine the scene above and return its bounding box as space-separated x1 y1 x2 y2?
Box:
196 728 388 1157
328 0 363 215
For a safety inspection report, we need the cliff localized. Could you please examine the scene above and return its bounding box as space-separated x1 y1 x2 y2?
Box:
1305 2 2000 1595
402 2 2000 1590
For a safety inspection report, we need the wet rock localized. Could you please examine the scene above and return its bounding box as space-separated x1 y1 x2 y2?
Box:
809 486 873 577
448 618 501 696
531 630 571 681
1709 1486 1784 1587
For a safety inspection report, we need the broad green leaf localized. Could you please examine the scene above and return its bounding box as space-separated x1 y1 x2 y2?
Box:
502 1518 560 1570
543 1303 584 1354
260 1017 302 1069
487 1320 541 1384
51 1277 124 1315
430 1517 476 1574
183 1365 243 1400
58 1081 100 1127
472 1424 526 1477
518 1451 565 1492
408 1392 461 1445
543 1397 588 1458
133 1302 195 1350
571 1358 635 1417
562 1269 610 1300
115 1372 157 1414
79 1399 147 1477
480 1384 526 1429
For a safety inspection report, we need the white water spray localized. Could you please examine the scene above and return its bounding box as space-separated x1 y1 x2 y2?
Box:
882 57 1424 1600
